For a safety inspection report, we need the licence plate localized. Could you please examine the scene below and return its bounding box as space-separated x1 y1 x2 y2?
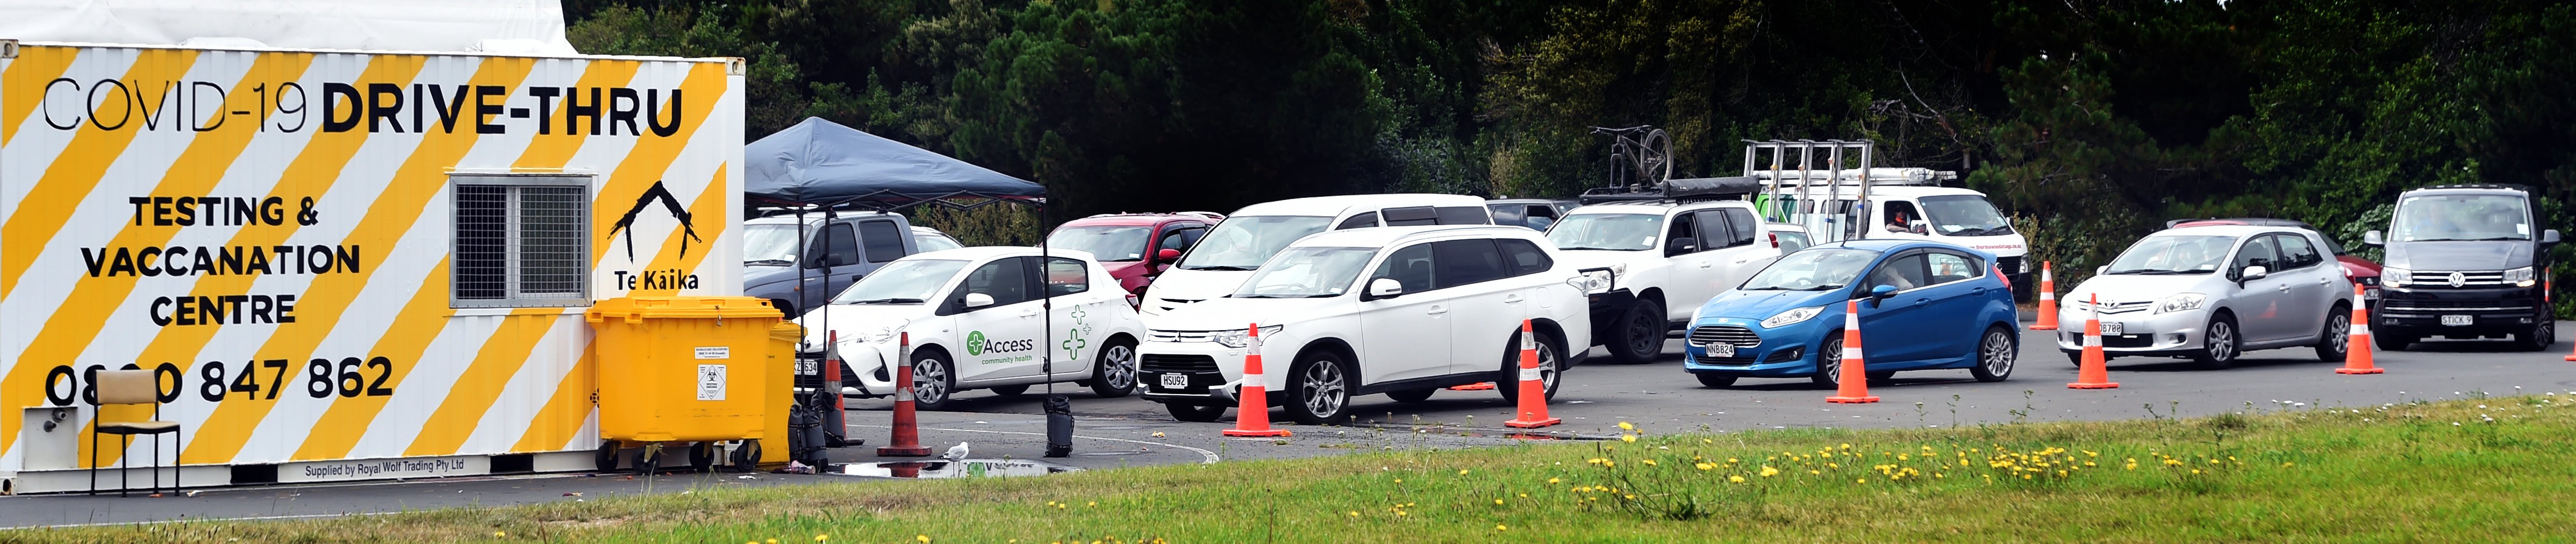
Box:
2099 321 2123 335
2441 314 2473 326
1706 343 1736 357
796 359 818 375
2364 288 2381 300
1160 373 1192 390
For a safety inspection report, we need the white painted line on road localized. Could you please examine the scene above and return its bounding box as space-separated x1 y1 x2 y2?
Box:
11 511 400 529
848 424 1221 464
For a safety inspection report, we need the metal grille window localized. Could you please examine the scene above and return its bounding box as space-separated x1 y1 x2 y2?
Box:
452 175 590 307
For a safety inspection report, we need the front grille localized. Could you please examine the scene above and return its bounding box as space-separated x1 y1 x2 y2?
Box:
1694 353 1757 365
1995 256 2024 275
2102 335 2155 348
2071 300 2151 314
2406 270 2507 288
2384 298 2535 311
1687 325 1761 347
1146 330 1219 342
1141 354 1219 373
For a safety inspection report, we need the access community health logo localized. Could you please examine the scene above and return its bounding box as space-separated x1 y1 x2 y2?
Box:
964 330 1036 357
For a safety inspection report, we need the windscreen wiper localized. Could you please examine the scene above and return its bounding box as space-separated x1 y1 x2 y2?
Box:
847 298 926 304
1184 265 1256 271
746 259 793 266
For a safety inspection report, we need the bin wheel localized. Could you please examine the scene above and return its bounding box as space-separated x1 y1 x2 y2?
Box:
593 442 620 473
731 440 762 473
688 442 717 473
636 444 663 476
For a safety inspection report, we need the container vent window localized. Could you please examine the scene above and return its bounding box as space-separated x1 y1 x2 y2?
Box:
452 175 591 307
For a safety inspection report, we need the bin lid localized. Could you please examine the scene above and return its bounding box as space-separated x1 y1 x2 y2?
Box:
587 296 785 320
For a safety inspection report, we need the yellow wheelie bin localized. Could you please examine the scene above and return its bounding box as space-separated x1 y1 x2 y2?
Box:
585 296 785 474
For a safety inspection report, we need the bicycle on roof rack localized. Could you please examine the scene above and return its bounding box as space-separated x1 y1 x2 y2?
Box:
1592 125 1673 190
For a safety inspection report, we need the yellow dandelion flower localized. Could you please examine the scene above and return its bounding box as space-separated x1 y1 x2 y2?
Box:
1458 469 1470 475
2192 469 2202 475
1497 525 1509 531
1702 439 1713 444
494 532 508 538
1618 421 1635 431
1494 499 1505 505
1620 435 1637 443
1642 459 1658 466
1394 478 1404 483
1088 502 1098 507
916 537 930 544
1397 511 1408 517
1729 475 1747 483
1761 466 1780 477
1809 470 1821 475
1856 478 1866 483
2281 462 2294 468
817 535 831 542
1548 477 1561 484
1349 511 1359 517
1520 493 1529 498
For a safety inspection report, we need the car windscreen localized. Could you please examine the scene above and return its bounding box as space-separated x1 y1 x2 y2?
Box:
1174 215 1334 271
833 259 970 304
2392 194 2532 242
915 232 963 252
1741 248 1880 291
743 223 802 264
1233 246 1376 298
1046 225 1153 261
1917 196 2014 236
1546 213 1663 251
1777 231 1812 253
2103 235 2235 275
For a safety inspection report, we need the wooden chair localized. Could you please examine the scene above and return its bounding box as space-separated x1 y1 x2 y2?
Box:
90 369 180 496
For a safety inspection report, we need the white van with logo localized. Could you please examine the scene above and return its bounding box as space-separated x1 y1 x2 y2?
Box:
798 247 1144 410
1139 226 1591 424
1756 168 2033 285
1140 194 1493 316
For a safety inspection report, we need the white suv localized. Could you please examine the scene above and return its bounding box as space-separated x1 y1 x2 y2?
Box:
1546 196 1782 363
1140 194 1492 317
798 247 1145 410
1136 226 1593 424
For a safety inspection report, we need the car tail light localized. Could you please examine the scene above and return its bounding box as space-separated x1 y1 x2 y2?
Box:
1994 264 2010 291
1768 232 1778 249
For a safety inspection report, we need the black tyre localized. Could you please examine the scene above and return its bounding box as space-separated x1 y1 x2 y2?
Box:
1090 338 1140 398
2191 316 2239 370
688 442 717 473
593 441 620 473
1694 374 1737 388
635 446 661 476
1386 388 1436 403
2517 314 2556 352
1286 350 1354 425
1167 403 1227 423
2314 305 2351 362
1498 330 1565 404
1606 299 1666 364
1969 326 2016 382
988 384 1029 396
730 440 762 473
1810 333 1846 388
910 350 958 411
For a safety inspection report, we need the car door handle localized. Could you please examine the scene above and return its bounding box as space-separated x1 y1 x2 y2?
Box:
1427 306 1449 315
1502 294 1525 304
1698 261 1714 268
1970 288 1987 296
1912 298 1930 307
1732 260 1748 265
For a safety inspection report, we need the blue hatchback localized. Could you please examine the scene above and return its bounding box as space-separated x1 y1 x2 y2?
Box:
1682 239 2021 388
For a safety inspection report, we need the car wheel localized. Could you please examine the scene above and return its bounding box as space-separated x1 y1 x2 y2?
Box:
1386 388 1436 403
1970 325 2016 382
2191 316 2239 370
1167 403 1226 423
1607 299 1666 364
2518 314 2556 352
989 384 1029 396
910 350 957 410
2314 305 2351 362
1286 350 1353 425
1809 333 1845 388
1498 330 1565 404
1089 339 1140 398
1694 374 1737 388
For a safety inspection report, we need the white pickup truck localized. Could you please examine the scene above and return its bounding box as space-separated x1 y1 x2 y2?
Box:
1546 178 1783 363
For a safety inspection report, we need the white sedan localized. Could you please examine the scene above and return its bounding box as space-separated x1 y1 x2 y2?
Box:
798 247 1145 410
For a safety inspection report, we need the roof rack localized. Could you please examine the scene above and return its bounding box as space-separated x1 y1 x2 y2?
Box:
1749 167 1956 186
2415 183 2534 192
1576 176 1761 205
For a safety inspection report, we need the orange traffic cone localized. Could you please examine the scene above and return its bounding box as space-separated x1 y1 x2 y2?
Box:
1222 323 1291 438
1826 300 1879 404
2337 284 2384 374
1448 382 1497 391
2030 262 2060 331
1504 319 1563 428
2068 294 2120 389
878 332 933 456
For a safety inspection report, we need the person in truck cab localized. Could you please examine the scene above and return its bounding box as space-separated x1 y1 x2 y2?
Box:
1884 202 1921 233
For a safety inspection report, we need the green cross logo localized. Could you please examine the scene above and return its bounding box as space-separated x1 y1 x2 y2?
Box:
965 331 988 356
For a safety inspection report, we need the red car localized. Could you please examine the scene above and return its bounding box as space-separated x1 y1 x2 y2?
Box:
1046 212 1225 305
2167 218 2384 303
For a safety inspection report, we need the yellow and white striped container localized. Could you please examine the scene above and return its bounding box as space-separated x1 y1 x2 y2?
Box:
0 41 743 493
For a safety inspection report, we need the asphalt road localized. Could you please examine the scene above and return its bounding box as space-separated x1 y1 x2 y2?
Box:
10 320 2572 528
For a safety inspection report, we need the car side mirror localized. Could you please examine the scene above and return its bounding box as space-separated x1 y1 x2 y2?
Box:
963 293 996 309
1666 237 1698 256
1909 220 1930 235
1157 248 1182 261
1864 284 1898 307
2362 230 2385 246
2545 230 2562 245
1364 277 1404 300
2239 266 2269 283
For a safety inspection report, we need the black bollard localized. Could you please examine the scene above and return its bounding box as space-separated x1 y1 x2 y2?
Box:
1044 394 1073 457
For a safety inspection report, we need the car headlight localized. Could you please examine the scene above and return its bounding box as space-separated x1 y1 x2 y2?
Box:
1570 268 1617 294
2504 267 2536 287
1760 305 1826 328
2153 293 2207 314
1213 325 1284 348
2382 268 2412 287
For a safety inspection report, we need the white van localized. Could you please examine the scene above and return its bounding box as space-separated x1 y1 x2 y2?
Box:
1758 168 2033 284
1139 194 1493 316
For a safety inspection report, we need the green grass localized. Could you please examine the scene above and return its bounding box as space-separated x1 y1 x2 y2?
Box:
17 395 2576 543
